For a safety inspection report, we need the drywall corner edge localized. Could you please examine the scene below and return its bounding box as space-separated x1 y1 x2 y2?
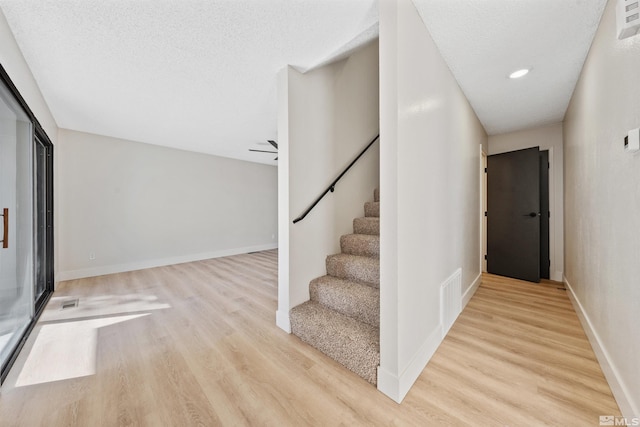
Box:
377 325 443 403
276 65 291 332
276 310 291 333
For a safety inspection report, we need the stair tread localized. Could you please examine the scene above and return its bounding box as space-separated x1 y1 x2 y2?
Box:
290 301 379 384
364 201 380 218
340 234 380 258
326 254 380 287
310 275 379 327
353 217 379 236
291 189 381 386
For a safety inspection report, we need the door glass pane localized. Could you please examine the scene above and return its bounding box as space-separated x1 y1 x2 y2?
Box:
34 139 46 303
0 82 34 372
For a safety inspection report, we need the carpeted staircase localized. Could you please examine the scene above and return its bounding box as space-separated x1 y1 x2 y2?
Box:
290 188 380 384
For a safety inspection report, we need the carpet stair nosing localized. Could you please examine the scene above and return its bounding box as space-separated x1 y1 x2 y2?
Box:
326 254 380 287
290 300 379 385
353 217 380 236
364 201 380 218
310 275 380 327
340 234 380 258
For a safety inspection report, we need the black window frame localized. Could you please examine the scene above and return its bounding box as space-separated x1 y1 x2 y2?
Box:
0 63 55 384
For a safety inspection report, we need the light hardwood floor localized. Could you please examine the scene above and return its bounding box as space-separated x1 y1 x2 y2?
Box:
0 251 620 426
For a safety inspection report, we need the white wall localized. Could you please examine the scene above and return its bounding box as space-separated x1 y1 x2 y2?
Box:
488 123 564 281
378 0 487 402
57 129 278 280
277 41 380 332
563 0 640 418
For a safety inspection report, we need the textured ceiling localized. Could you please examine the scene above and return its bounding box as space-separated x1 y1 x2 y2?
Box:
413 0 607 135
0 0 609 162
0 0 378 164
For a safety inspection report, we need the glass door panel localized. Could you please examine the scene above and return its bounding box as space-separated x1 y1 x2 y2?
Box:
0 81 34 375
34 138 47 304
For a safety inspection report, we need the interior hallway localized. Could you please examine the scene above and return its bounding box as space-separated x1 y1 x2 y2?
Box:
0 251 619 426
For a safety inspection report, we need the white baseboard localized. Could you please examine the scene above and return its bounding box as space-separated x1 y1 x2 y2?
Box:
57 243 278 282
462 272 482 308
276 309 291 333
564 276 638 418
377 325 443 403
379 273 480 403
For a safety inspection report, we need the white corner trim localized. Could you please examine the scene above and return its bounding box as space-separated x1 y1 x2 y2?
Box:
564 276 638 419
377 365 402 403
463 272 482 308
57 243 278 281
276 309 291 333
377 325 443 403
551 270 563 282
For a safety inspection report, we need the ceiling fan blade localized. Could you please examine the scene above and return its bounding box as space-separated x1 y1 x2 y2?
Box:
249 149 277 154
268 140 278 149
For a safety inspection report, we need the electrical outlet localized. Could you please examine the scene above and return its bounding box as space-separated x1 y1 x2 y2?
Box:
89 252 96 260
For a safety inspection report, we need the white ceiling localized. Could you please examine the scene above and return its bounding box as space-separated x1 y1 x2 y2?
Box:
0 0 608 163
0 0 378 165
413 0 608 135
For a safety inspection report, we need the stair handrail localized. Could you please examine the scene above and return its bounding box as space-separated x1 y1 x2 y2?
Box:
292 134 380 224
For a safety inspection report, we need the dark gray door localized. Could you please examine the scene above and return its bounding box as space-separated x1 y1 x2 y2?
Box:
487 147 540 283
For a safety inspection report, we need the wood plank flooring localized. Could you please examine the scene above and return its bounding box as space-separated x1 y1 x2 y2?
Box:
0 252 620 426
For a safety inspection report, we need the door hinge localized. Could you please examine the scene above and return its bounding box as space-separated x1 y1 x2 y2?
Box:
484 254 487 260
484 167 487 173
549 259 551 266
484 211 488 217
548 211 551 218
548 162 550 169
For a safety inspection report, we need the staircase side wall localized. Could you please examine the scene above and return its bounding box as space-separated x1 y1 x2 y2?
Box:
378 0 487 402
277 41 380 331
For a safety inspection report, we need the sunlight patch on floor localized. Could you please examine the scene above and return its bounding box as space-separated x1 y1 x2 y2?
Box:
15 313 149 387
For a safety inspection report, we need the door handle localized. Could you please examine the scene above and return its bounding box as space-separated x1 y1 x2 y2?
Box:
1 208 7 249
524 212 540 218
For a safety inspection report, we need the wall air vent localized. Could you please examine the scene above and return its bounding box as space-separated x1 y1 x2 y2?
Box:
617 0 640 39
440 268 462 337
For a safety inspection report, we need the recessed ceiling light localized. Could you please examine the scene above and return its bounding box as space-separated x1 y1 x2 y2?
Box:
509 68 530 79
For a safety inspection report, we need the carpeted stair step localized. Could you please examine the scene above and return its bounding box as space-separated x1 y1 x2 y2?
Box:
364 201 379 217
340 234 379 258
374 188 379 202
290 301 379 384
310 275 379 327
353 217 379 236
326 254 379 287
